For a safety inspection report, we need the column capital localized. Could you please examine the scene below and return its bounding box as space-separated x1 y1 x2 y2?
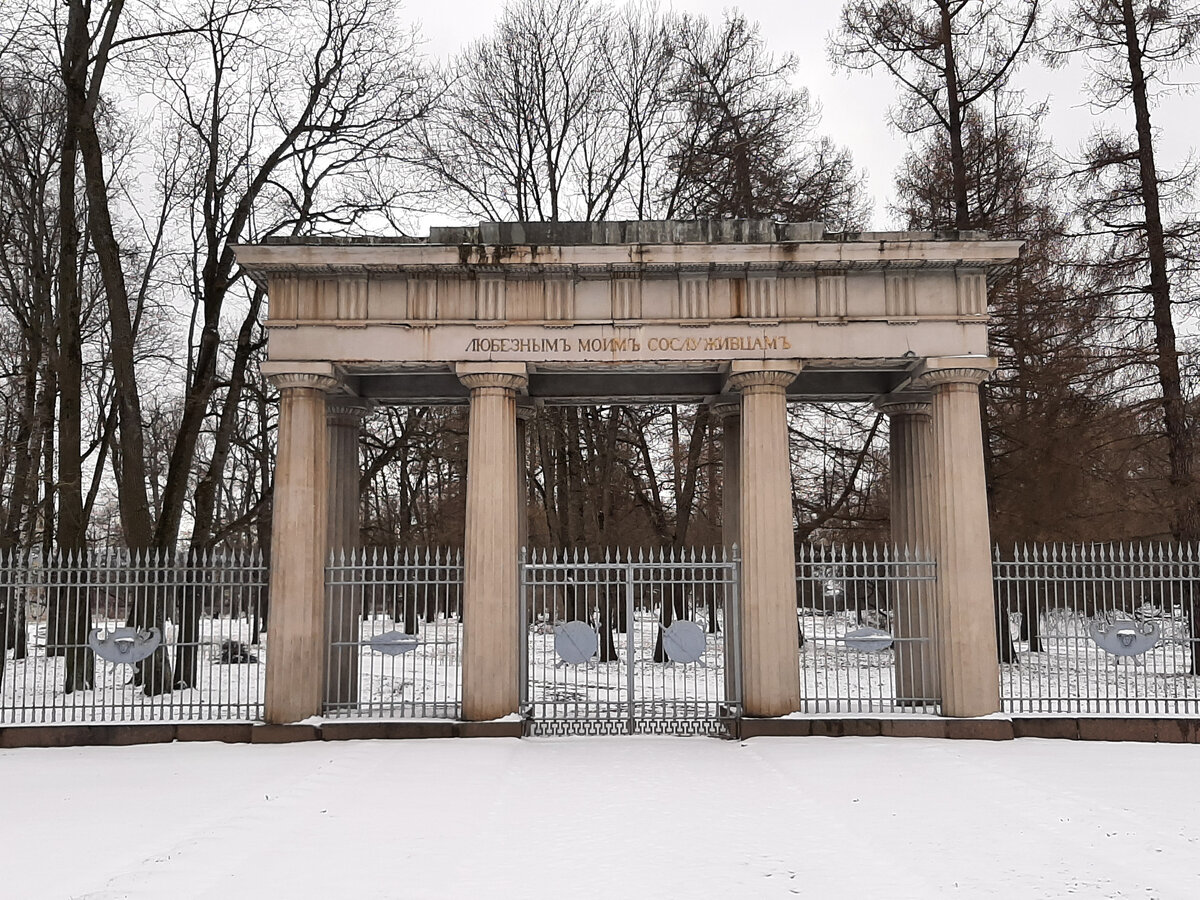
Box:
726 359 802 394
712 400 741 420
456 362 528 393
267 371 341 393
326 397 371 427
261 360 341 393
516 403 536 422
875 392 933 418
911 357 996 390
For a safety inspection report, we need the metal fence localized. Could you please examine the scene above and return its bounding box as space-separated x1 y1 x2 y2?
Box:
1 549 267 724
796 545 939 714
9 541 1199 729
995 544 1200 715
521 547 739 736
324 547 463 718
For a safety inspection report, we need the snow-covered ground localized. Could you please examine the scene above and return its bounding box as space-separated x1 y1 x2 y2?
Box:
1 737 1197 899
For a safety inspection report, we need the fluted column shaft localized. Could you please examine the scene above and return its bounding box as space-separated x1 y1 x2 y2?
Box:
917 364 1000 717
516 406 533 555
325 398 368 708
264 372 337 724
715 402 742 704
459 365 527 720
729 363 801 717
878 396 940 705
716 403 741 550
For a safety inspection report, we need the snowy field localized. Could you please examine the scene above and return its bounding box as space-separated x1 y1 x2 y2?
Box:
1 737 1198 899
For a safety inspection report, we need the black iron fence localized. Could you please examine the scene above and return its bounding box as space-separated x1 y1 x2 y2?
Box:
796 544 939 714
324 547 463 719
0 549 266 724
5 542 1199 727
995 544 1200 715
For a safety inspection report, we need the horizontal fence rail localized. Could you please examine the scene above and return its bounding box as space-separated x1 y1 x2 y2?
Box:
325 547 463 719
1 550 267 724
796 545 939 715
996 544 1200 716
521 547 739 736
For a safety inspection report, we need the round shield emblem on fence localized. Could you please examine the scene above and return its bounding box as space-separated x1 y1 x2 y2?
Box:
843 627 893 653
1090 620 1159 657
662 620 706 663
88 627 161 663
368 631 420 655
555 621 599 664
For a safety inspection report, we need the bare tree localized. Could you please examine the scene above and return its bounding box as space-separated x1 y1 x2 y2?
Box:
1054 0 1200 542
831 0 1041 229
664 12 869 228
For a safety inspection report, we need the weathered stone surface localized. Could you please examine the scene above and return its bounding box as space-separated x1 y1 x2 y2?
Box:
250 724 321 743
878 395 940 705
730 362 802 717
1011 719 1080 740
264 372 336 725
459 365 528 721
945 718 1014 741
916 361 1001 718
1077 718 1158 743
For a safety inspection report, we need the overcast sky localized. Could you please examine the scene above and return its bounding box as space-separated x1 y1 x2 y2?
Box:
406 0 1198 230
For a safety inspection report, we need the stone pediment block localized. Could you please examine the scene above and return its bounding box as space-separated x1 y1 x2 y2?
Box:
476 273 506 321
676 272 710 320
956 270 987 317
816 273 848 321
745 272 780 318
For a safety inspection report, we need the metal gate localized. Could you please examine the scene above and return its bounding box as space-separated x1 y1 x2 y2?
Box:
520 547 740 736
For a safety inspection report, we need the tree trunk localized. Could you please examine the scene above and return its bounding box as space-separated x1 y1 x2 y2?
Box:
53 0 92 690
1120 0 1198 544
939 0 970 230
190 289 265 547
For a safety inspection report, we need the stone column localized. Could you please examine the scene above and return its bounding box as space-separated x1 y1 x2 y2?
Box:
714 401 742 705
915 360 1000 717
325 397 368 709
457 363 528 721
715 403 741 551
263 370 338 724
876 394 940 706
516 404 534 650
728 361 801 717
516 405 534 555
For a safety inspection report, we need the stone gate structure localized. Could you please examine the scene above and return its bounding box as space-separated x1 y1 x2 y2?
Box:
234 220 1022 725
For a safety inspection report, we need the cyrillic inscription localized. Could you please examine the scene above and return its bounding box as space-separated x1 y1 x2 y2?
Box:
465 334 792 355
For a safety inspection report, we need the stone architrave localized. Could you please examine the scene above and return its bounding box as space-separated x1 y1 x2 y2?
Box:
262 368 339 724
458 363 528 720
915 359 1000 718
876 394 940 705
325 397 369 708
728 361 802 717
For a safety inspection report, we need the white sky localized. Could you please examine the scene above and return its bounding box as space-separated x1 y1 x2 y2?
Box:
404 0 1199 230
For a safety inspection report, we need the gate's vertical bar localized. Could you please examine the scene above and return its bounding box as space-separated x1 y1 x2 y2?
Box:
625 556 635 735
519 546 528 719
729 543 743 720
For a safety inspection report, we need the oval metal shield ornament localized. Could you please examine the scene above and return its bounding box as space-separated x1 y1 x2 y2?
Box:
88 627 161 663
1090 620 1159 657
368 631 420 655
843 627 893 652
662 620 706 663
554 621 598 664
